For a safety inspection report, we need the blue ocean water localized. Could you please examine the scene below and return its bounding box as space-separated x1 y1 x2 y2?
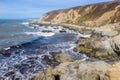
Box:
0 19 88 80
0 19 40 49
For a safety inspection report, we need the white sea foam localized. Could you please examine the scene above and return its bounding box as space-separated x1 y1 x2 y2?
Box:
21 22 29 25
79 33 91 38
24 32 55 37
24 25 62 37
4 47 10 50
0 25 89 80
40 32 55 37
33 24 39 27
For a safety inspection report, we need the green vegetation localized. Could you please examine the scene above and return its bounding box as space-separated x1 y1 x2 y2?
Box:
117 7 120 11
77 13 93 24
66 20 73 24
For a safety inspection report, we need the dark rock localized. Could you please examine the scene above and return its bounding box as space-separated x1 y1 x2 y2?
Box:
0 77 5 80
20 68 27 74
41 30 53 32
4 71 15 77
15 78 20 80
59 29 66 33
21 63 30 67
42 52 73 66
0 50 11 57
42 55 58 66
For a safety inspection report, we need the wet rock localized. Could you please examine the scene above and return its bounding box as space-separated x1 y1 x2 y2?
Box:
41 30 53 32
42 55 57 65
53 27 59 29
11 45 21 49
14 78 20 80
59 29 66 33
11 75 20 80
51 52 73 63
4 71 15 77
20 68 27 74
35 60 111 80
0 50 11 57
0 77 5 80
21 63 30 67
42 52 73 66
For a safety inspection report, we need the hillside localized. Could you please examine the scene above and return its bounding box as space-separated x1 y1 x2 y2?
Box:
38 1 120 27
35 1 120 80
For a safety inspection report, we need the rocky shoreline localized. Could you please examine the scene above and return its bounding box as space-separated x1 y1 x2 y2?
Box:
33 1 120 80
33 21 120 80
34 22 120 59
0 23 84 80
35 60 120 80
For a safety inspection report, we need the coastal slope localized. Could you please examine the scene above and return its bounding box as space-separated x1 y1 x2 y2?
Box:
35 1 120 80
37 1 120 58
38 1 120 27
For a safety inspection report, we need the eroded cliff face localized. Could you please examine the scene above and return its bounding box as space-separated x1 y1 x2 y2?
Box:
38 1 120 27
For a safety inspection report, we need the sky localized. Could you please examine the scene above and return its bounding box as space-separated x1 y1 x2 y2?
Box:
0 0 112 19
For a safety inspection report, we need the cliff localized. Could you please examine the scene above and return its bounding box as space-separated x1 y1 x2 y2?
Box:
35 1 120 80
38 1 120 27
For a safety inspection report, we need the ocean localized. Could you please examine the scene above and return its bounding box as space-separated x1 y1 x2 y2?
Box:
0 19 42 49
0 19 87 80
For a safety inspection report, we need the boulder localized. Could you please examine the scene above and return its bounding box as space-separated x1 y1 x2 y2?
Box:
4 71 14 77
0 50 11 57
42 52 73 66
59 29 66 33
34 60 111 80
73 22 120 58
34 67 54 80
41 30 53 32
52 52 73 63
104 62 120 80
74 37 115 58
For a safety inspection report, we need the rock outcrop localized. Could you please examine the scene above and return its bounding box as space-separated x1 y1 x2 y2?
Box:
34 61 112 80
51 52 73 63
38 1 120 27
42 52 73 66
35 1 120 80
37 1 120 58
104 62 120 80
73 22 120 58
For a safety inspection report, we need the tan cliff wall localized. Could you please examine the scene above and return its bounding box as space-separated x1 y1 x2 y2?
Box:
38 1 120 27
